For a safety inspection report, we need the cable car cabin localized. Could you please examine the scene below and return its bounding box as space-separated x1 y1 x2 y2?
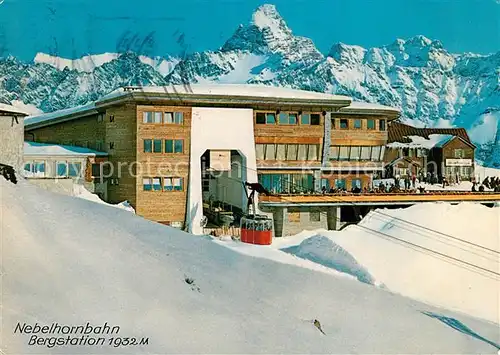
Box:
240 215 273 245
240 181 273 245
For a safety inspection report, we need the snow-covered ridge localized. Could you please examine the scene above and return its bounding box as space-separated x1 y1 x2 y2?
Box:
387 134 456 149
34 52 178 76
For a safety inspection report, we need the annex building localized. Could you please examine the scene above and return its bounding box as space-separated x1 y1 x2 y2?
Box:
24 84 401 234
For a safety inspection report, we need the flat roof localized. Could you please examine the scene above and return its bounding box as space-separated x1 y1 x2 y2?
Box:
24 141 108 157
338 101 401 117
0 103 30 116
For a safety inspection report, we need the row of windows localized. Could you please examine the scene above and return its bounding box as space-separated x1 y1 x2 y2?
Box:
143 111 184 125
256 144 320 161
329 145 386 162
258 174 314 194
143 139 184 153
334 118 385 131
321 178 362 190
143 177 184 191
24 161 82 178
256 112 321 126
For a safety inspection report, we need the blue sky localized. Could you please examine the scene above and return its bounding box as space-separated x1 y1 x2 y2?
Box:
0 0 499 61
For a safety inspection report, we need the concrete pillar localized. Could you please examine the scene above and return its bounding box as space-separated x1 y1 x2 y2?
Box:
313 170 321 192
272 207 287 238
327 207 338 231
321 112 332 167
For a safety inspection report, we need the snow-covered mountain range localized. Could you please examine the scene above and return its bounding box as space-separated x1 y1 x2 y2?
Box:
1 4 499 166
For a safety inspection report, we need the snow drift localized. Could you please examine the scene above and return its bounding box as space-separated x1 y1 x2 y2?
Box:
2 178 500 353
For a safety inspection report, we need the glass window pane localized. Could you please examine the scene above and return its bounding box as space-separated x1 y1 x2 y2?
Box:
380 146 386 161
153 177 162 191
68 163 81 177
286 144 298 160
153 139 162 153
163 177 173 191
143 178 152 191
360 146 371 160
380 120 386 131
279 112 289 124
311 114 320 125
165 112 174 124
335 179 346 189
24 163 32 172
301 113 310 125
174 112 184 124
165 140 173 153
276 144 286 160
329 146 339 160
354 119 362 129
260 174 272 191
352 179 362 189
143 112 153 123
265 144 276 160
153 112 162 123
371 146 381 161
256 144 265 160
144 139 153 153
256 113 266 124
340 119 348 129
350 146 361 160
57 162 67 176
298 144 308 160
34 162 45 174
174 140 183 153
367 119 375 129
266 113 276 124
339 146 350 160
308 145 318 160
289 113 297 124
173 177 183 191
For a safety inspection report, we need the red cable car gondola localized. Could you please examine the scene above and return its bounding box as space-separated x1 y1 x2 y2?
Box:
240 182 273 245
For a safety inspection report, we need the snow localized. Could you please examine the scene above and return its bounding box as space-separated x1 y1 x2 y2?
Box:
25 103 96 127
475 162 500 180
387 134 455 149
34 52 120 73
0 102 30 115
24 141 107 157
2 178 500 353
73 184 135 213
138 55 179 76
341 101 401 113
10 100 43 115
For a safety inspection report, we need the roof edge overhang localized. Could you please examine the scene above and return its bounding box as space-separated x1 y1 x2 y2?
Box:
25 107 100 131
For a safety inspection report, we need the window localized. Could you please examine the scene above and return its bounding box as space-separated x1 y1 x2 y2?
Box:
266 113 276 124
256 144 265 160
152 177 162 191
310 211 321 222
165 139 184 154
367 119 375 130
297 144 308 160
174 112 184 124
311 114 320 125
308 145 319 160
329 146 339 160
379 119 386 131
335 179 346 189
289 113 298 124
301 113 310 125
286 144 298 160
56 162 67 177
320 179 330 190
24 163 31 172
265 144 276 160
164 177 183 191
97 113 104 122
164 112 174 124
352 179 362 189
340 119 349 129
256 112 266 124
339 146 350 160
34 161 45 175
371 146 381 161
153 139 162 153
350 146 361 160
279 112 297 125
331 118 336 129
143 178 153 191
68 162 82 177
143 112 153 123
454 149 465 158
144 139 153 153
202 179 210 192
354 119 362 129
276 144 286 160
92 164 101 177
153 112 162 123
360 146 371 160
380 146 386 160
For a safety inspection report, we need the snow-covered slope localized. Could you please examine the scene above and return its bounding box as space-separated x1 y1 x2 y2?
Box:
2 178 500 354
0 4 499 164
